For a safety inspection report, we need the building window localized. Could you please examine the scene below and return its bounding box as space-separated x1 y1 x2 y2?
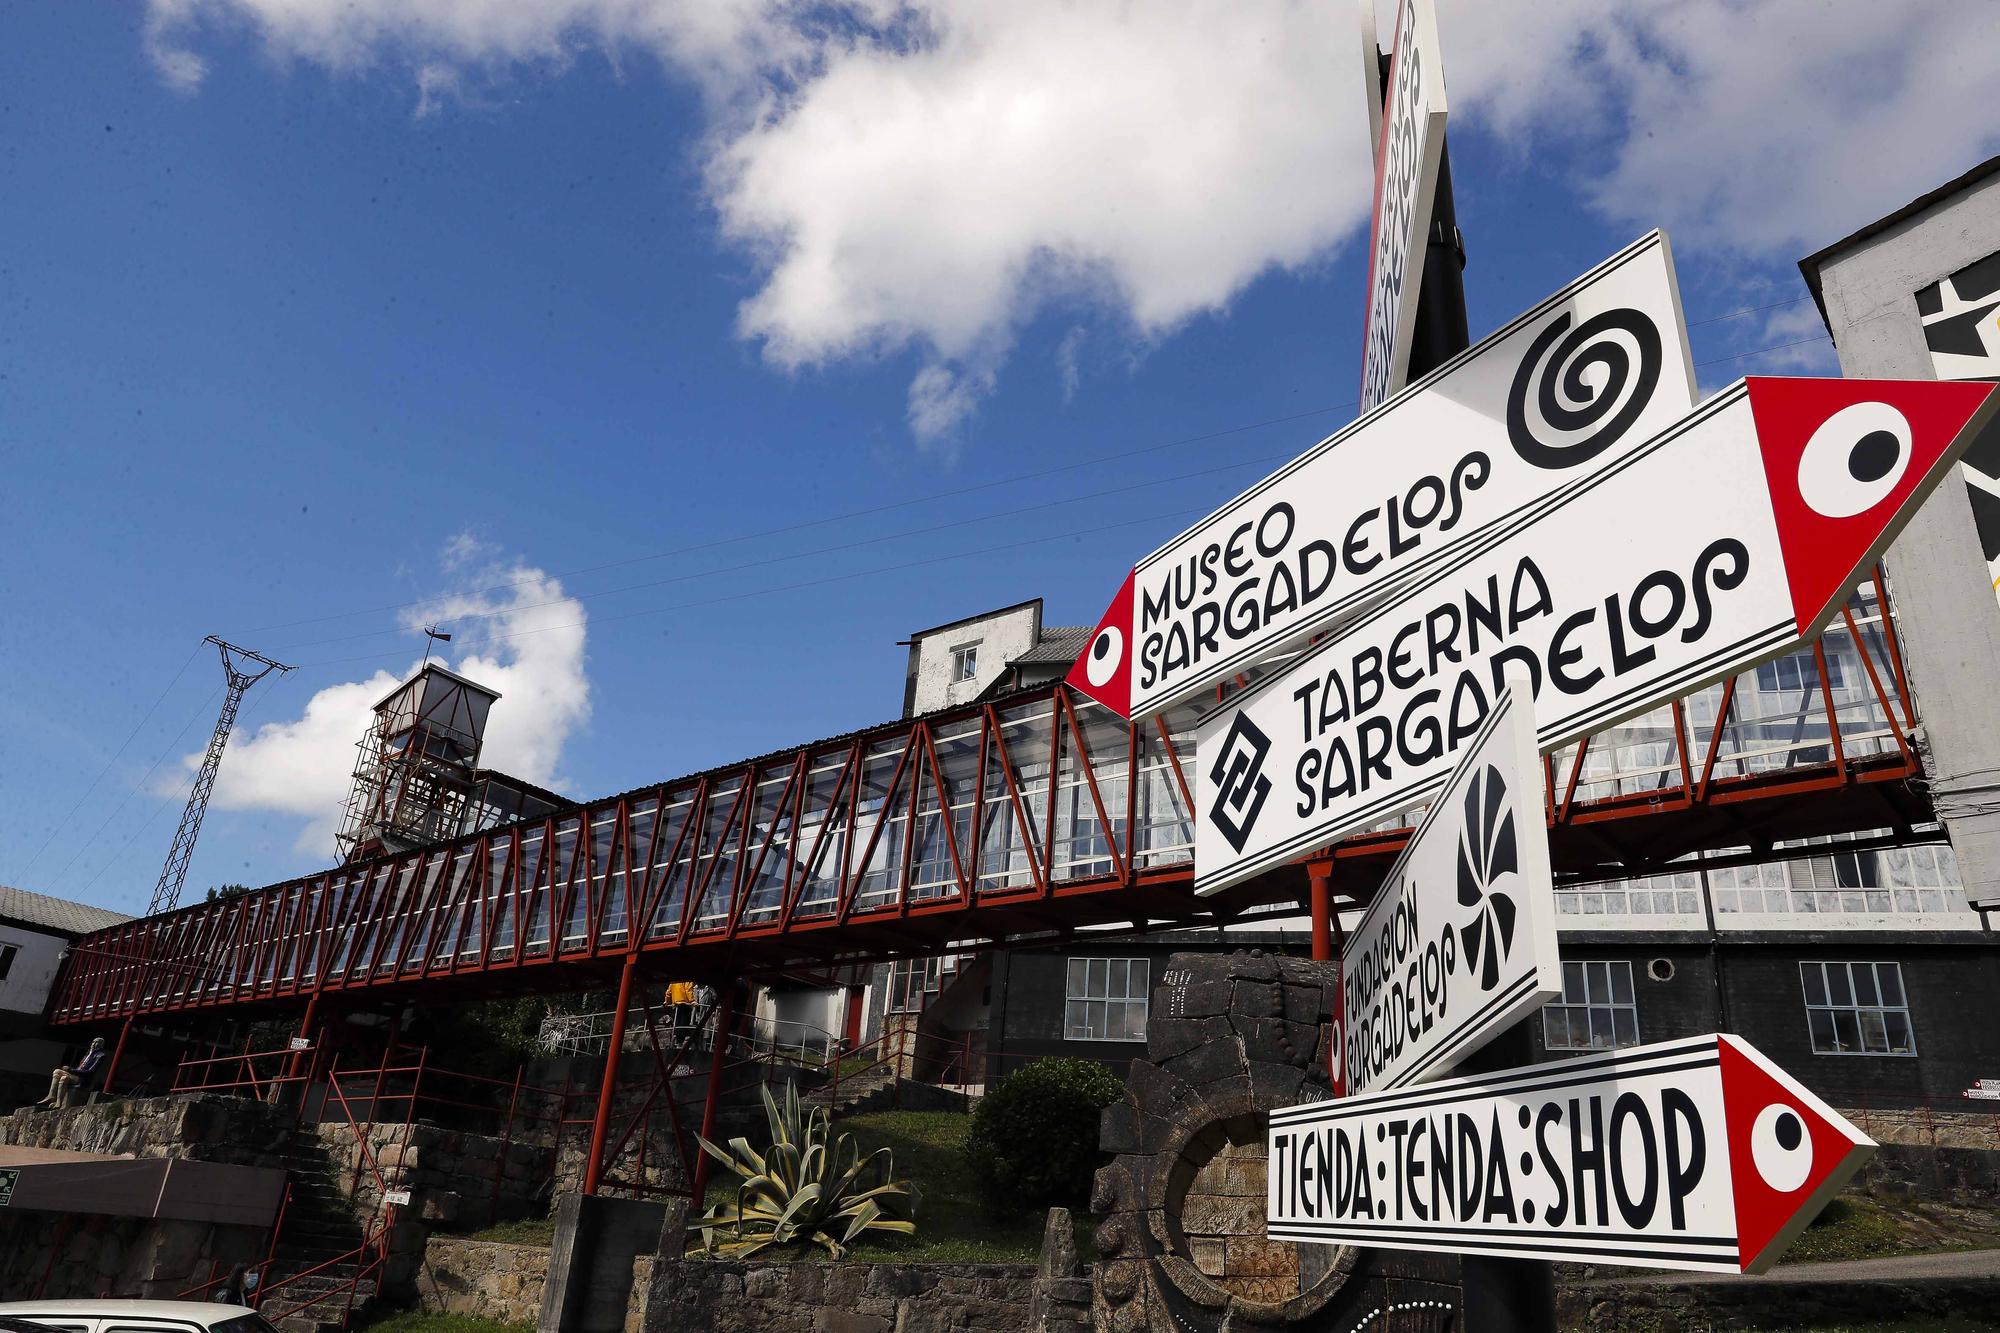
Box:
1802 961 1916 1056
950 643 979 682
1066 957 1149 1042
887 957 943 1014
0 943 14 983
1542 960 1640 1051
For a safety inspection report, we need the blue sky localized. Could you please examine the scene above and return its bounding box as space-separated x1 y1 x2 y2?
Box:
4 1 1996 914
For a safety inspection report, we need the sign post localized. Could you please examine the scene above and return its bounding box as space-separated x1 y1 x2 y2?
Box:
1270 1034 1877 1275
1069 232 1696 722
1193 374 2000 897
1335 676 1559 1100
1360 0 1449 413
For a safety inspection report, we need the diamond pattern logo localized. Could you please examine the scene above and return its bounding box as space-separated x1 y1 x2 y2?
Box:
1456 763 1519 992
1207 712 1273 855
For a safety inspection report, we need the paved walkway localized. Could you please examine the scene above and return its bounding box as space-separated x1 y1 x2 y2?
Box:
1587 1248 2000 1286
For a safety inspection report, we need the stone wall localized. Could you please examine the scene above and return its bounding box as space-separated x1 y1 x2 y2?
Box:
0 1212 266 1302
1843 1107 2000 1151
417 1236 555 1327
314 1120 556 1233
643 1260 1038 1333
0 1096 289 1301
0 1093 297 1167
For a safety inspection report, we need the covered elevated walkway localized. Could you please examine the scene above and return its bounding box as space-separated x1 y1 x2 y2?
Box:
47 576 1930 1030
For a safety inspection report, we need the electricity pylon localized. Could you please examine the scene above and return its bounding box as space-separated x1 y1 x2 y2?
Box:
147 637 291 916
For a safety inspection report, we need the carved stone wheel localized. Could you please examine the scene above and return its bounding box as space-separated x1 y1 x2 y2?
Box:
1090 949 1360 1332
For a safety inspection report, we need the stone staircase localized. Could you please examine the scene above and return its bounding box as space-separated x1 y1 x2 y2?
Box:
255 1127 382 1333
802 1065 898 1118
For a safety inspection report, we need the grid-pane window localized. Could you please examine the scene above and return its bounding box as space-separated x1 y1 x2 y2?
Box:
1065 957 1149 1042
887 957 942 1014
1801 962 1916 1056
1542 960 1640 1051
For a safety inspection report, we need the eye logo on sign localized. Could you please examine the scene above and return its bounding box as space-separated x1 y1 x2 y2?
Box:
1751 1103 1813 1193
1085 625 1124 688
1454 764 1519 992
1507 307 1663 471
1207 712 1274 855
1795 401 1912 518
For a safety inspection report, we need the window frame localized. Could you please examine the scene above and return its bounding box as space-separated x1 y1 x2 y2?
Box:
948 642 980 683
0 941 16 983
1064 956 1150 1043
1800 960 1917 1057
1541 959 1641 1052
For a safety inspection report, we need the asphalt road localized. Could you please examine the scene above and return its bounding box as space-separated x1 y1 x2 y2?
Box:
1588 1248 2000 1286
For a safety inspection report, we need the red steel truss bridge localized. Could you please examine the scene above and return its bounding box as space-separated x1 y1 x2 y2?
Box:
51 576 1930 1031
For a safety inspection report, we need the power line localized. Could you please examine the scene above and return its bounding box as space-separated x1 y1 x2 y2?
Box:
48 684 224 896
245 401 1359 636
1687 295 1812 328
1694 334 1832 368
293 504 1215 672
17 638 206 881
267 449 1297 654
74 680 292 908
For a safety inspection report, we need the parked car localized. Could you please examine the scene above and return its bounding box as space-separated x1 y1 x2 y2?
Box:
0 1302 279 1333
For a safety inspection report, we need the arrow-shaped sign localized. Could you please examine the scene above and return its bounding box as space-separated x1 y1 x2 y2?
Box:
1335 674 1559 1100
1268 1033 1876 1274
1068 232 1696 723
1193 375 1999 895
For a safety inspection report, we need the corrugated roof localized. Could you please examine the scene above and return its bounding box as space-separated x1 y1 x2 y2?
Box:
1014 626 1092 665
0 884 132 937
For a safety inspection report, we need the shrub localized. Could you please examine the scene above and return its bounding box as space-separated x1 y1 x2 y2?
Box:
966 1057 1123 1217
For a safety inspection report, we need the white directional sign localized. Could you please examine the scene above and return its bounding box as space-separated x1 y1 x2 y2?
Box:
1269 1034 1876 1274
1193 375 1999 895
1335 678 1558 1100
1358 0 1385 160
1069 232 1696 722
1360 0 1448 414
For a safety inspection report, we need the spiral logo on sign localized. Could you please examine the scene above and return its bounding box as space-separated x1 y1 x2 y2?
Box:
1506 306 1662 471
1455 764 1520 993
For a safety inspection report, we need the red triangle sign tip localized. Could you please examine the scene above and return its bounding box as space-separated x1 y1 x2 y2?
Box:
1746 376 2000 637
1717 1033 1876 1274
1066 569 1137 719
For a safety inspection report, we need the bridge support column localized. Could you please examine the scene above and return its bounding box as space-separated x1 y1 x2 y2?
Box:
102 1017 133 1097
690 981 738 1204
582 954 639 1196
283 994 319 1088
1307 858 1334 962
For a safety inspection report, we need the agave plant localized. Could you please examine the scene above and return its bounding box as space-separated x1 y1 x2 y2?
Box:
695 1081 916 1258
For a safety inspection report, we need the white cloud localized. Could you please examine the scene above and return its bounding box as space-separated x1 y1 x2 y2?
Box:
141 0 2000 437
178 546 590 855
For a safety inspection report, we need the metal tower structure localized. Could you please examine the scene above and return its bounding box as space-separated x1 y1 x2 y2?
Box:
147 637 291 917
334 662 499 864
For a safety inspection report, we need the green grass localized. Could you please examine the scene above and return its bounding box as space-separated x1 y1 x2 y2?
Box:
1782 1197 1909 1264
458 1217 556 1247
692 1109 1059 1264
358 1313 532 1333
